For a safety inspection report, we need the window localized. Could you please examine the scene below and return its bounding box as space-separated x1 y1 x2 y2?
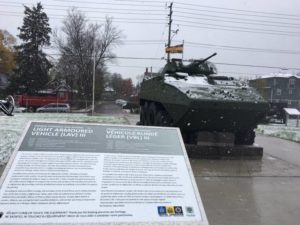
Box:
276 88 281 96
273 79 276 86
289 89 293 95
289 78 295 89
288 100 292 105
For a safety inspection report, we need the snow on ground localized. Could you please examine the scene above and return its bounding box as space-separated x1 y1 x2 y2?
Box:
0 113 127 166
256 120 300 143
1 112 299 166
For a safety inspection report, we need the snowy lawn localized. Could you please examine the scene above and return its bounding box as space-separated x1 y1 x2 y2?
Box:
1 113 299 166
0 113 127 165
256 120 300 143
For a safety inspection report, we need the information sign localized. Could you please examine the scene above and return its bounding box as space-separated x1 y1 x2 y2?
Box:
0 122 208 225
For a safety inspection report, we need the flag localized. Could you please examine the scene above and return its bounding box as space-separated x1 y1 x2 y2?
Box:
165 44 183 53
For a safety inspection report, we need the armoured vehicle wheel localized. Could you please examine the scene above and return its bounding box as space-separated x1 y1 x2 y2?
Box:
148 102 157 125
154 109 172 126
140 105 146 125
142 102 150 125
235 129 255 145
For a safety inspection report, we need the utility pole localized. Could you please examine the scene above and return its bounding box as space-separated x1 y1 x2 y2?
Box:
167 2 173 63
92 40 96 115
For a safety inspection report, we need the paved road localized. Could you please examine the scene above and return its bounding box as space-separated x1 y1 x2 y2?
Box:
190 135 300 225
94 101 124 114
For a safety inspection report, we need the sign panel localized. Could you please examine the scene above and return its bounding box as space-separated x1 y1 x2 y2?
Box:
0 122 208 225
165 44 184 53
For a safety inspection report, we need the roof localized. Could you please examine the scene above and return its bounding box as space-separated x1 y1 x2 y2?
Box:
251 73 300 80
104 87 115 92
284 108 300 116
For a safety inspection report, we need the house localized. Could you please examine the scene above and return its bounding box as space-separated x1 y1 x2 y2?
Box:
249 73 300 110
102 86 116 100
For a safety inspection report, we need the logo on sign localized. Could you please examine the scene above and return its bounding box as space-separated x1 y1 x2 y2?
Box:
185 206 195 216
174 206 183 216
157 206 167 216
166 206 175 215
158 206 184 217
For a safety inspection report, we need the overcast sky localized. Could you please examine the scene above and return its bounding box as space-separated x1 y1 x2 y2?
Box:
1 0 300 82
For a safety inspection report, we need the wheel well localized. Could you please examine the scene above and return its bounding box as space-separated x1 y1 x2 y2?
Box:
140 99 165 111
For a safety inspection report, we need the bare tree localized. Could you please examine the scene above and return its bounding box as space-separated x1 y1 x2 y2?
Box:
55 8 122 104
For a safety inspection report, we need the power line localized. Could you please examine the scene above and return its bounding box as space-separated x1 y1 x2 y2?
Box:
2 3 300 36
0 2 167 12
0 11 166 24
175 13 300 27
4 0 299 25
106 0 300 22
1 9 299 37
176 19 300 33
176 15 300 29
177 22 300 37
46 39 300 55
106 64 161 69
5 1 300 28
44 52 300 70
175 7 300 21
218 71 267 76
6 0 298 20
184 41 300 55
0 0 164 8
2 11 299 37
53 0 164 8
215 62 300 70
0 7 166 17
174 1 300 18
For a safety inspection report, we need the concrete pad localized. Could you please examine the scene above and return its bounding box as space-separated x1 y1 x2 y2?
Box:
190 154 300 177
190 135 300 225
186 144 263 160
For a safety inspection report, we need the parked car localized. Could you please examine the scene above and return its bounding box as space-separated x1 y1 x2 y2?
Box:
14 107 27 113
36 103 70 113
115 99 127 106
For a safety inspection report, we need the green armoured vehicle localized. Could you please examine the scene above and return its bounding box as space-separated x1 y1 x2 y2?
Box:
138 53 269 145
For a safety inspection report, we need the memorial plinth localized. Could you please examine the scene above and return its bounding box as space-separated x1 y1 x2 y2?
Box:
0 122 208 225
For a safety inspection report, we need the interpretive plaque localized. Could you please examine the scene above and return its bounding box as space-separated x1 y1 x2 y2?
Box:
0 121 208 225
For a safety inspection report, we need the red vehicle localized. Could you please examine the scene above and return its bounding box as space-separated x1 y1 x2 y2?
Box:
15 92 68 111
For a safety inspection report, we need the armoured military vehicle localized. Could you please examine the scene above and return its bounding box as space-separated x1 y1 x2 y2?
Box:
138 53 269 145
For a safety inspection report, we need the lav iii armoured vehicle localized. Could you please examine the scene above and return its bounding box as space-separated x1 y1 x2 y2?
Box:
138 53 269 145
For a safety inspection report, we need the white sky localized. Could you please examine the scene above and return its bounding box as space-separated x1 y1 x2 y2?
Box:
1 0 300 83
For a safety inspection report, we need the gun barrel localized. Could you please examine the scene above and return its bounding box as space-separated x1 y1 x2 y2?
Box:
202 52 217 62
193 52 217 65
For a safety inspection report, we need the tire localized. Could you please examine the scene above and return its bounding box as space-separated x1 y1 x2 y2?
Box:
140 105 146 125
143 102 151 125
235 129 255 145
154 109 172 127
146 103 157 126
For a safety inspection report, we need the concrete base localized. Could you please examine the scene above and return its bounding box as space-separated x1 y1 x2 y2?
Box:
185 144 263 159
